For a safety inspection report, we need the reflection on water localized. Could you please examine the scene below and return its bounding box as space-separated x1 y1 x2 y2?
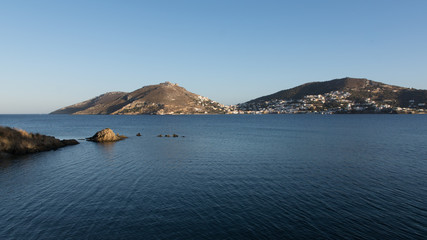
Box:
0 153 31 169
94 142 117 160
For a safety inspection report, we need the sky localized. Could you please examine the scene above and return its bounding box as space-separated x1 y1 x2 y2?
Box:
1 0 426 113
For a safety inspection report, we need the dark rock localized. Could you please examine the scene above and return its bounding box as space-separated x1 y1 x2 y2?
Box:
173 134 179 137
86 128 127 142
157 134 163 137
61 139 80 145
165 134 171 137
136 133 141 136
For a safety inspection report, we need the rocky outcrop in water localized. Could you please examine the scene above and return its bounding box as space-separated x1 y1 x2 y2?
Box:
157 134 183 138
0 126 79 155
86 128 127 142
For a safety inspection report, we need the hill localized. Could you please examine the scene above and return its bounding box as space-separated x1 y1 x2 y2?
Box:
51 82 226 115
246 77 427 108
237 77 427 114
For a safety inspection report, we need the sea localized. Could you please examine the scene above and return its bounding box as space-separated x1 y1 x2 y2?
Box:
0 114 426 239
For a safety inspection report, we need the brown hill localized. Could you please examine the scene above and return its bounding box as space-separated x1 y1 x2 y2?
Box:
51 82 226 115
247 77 427 107
51 92 128 114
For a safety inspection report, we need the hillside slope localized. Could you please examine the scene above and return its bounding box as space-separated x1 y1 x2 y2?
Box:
51 82 226 115
247 77 427 108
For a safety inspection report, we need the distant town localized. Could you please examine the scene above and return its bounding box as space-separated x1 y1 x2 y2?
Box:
222 91 427 114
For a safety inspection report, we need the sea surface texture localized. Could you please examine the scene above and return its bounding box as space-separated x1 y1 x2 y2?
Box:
0 115 426 239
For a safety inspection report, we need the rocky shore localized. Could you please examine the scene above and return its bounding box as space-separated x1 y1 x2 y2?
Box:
0 126 79 155
1 125 186 157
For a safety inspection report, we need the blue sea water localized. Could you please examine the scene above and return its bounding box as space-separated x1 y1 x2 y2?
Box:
0 114 426 239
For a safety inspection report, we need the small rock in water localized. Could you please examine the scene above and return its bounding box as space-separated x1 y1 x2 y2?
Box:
157 134 183 138
86 128 127 142
61 139 79 145
136 133 141 136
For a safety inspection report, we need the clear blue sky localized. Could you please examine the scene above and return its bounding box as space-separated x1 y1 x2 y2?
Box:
1 0 426 113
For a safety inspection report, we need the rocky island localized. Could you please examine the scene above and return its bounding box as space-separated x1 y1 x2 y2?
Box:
86 128 127 142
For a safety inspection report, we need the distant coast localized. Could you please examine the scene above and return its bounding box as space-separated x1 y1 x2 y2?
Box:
51 78 427 115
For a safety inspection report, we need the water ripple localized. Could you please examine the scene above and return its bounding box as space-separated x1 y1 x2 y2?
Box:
1 115 427 239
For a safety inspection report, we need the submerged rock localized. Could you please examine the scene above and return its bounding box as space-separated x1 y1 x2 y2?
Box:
86 128 127 142
0 126 79 155
157 134 163 137
136 133 141 136
173 134 179 138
